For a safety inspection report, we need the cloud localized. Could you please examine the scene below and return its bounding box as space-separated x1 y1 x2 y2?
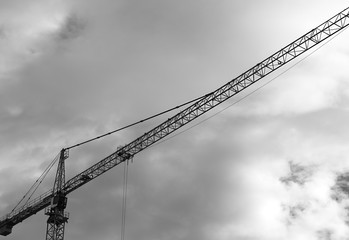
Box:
331 172 349 202
280 161 315 186
0 1 69 79
56 13 86 42
1 1 349 240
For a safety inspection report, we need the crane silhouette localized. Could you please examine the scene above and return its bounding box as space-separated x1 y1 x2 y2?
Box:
1 5 349 240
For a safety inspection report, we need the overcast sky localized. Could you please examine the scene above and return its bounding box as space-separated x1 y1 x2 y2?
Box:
1 1 349 240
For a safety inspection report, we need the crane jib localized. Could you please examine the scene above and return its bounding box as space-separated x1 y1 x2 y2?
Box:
63 6 349 196
0 5 349 237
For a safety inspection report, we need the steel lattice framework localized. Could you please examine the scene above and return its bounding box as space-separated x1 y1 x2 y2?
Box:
0 5 349 238
45 149 69 240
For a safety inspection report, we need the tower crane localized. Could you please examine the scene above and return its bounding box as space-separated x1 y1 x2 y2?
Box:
1 6 349 240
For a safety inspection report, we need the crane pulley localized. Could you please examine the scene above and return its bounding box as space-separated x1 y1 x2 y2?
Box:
0 5 349 239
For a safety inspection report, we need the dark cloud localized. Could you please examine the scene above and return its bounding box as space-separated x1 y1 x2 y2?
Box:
317 229 333 240
331 172 349 202
57 14 86 41
283 203 307 222
1 1 349 240
280 161 314 186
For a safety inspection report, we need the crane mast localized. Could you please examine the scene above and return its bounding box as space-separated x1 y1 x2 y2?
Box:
44 149 69 240
0 5 349 239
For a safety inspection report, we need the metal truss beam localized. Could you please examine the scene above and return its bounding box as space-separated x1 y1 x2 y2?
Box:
1 5 349 236
63 7 349 195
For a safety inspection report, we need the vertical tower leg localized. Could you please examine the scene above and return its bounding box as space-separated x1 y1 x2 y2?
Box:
45 208 69 240
45 149 69 240
45 219 65 240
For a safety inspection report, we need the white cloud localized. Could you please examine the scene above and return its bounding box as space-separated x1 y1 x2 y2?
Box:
1 1 349 240
226 38 349 118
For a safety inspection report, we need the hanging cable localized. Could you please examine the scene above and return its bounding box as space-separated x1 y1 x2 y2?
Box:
121 160 129 240
67 93 209 150
10 152 61 213
68 25 349 152
151 25 349 148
